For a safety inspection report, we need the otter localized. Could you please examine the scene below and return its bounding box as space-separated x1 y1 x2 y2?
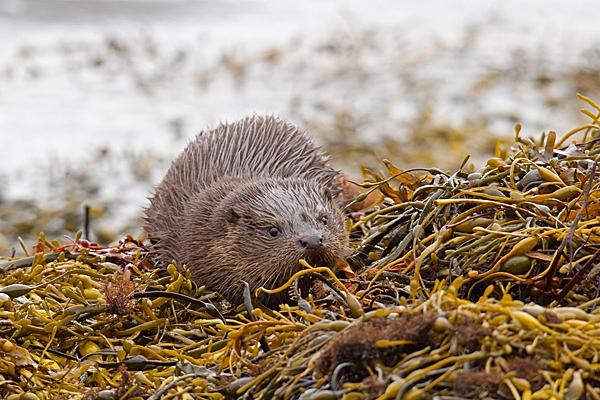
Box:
144 115 349 306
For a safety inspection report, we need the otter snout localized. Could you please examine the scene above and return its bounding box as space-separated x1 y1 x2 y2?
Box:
297 234 324 251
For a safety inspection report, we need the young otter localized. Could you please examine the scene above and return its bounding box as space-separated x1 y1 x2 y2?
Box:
144 115 348 306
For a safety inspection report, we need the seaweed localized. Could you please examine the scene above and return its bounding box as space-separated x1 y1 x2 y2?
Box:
2 96 600 399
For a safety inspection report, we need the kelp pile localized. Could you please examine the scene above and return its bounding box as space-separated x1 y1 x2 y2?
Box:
348 94 600 308
2 95 600 399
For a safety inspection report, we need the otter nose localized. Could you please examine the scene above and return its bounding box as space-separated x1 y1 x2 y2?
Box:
298 234 324 251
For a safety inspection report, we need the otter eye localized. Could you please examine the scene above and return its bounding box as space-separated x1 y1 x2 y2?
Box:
269 227 280 237
321 216 328 226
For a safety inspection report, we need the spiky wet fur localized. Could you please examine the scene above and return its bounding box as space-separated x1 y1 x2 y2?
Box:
144 116 348 306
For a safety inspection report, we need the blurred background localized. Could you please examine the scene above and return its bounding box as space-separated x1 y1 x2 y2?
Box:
1 0 600 253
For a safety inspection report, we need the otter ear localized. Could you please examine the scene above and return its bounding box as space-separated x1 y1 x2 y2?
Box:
225 207 240 223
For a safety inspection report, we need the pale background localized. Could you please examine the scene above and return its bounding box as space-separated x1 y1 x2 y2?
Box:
1 0 599 250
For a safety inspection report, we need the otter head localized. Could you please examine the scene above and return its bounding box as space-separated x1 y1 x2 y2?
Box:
184 177 348 306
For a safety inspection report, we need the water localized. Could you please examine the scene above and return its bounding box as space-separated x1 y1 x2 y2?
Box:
1 0 599 246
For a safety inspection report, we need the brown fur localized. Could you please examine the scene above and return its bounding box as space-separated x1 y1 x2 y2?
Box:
144 115 348 306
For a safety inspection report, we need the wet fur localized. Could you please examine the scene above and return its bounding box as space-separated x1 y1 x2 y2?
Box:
144 116 348 306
